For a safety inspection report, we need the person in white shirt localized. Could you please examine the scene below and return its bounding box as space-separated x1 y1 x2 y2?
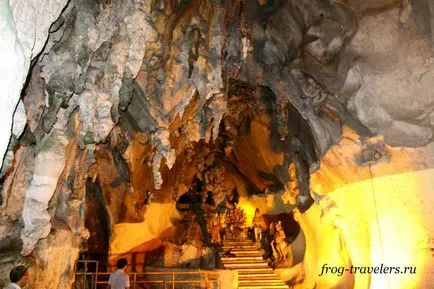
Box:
3 265 29 289
108 258 130 289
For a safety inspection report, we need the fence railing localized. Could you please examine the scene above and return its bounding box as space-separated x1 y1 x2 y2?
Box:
74 260 220 289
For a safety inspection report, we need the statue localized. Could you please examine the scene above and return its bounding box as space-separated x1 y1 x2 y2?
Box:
262 222 276 260
238 209 247 239
252 208 265 243
271 221 287 261
225 207 235 239
232 207 247 239
269 222 276 236
219 212 227 241
210 213 221 245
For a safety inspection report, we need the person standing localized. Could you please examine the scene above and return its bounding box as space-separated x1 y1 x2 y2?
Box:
3 266 29 289
109 258 130 289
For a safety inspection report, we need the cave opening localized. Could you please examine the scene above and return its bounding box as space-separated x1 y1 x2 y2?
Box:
81 178 111 269
72 78 312 288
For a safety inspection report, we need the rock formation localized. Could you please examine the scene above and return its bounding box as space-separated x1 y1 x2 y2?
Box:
0 0 433 288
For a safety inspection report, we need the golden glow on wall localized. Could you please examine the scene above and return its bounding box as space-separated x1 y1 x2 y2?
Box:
299 127 434 289
368 169 432 289
310 127 428 195
109 203 179 256
238 200 257 227
298 168 434 289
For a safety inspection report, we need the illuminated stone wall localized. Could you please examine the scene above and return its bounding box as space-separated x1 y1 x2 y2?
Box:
108 202 179 270
292 128 434 289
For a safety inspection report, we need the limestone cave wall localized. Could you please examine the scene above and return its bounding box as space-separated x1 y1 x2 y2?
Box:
0 0 433 288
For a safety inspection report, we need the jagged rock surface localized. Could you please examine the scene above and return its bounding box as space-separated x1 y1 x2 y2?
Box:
0 0 68 170
0 0 433 288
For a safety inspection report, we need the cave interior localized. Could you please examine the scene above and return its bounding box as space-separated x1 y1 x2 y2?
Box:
0 0 434 289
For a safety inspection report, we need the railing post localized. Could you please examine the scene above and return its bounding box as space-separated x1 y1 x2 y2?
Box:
95 261 99 289
172 272 175 289
204 272 209 289
84 261 88 289
133 273 136 289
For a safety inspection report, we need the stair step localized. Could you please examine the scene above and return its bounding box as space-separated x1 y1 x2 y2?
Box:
223 247 259 253
222 249 260 254
222 246 259 251
225 251 262 257
224 239 253 242
224 264 270 269
238 285 288 289
222 259 266 264
221 256 264 261
239 283 287 287
221 239 287 289
238 272 279 278
239 280 286 285
224 263 270 267
224 262 268 268
239 275 280 280
223 244 256 247
238 276 284 284
223 243 257 247
230 268 274 273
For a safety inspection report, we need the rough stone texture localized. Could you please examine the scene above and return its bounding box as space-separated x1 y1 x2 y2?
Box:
39 0 157 141
109 203 179 256
0 0 26 170
12 100 26 138
9 0 69 59
31 221 79 289
0 253 31 288
411 0 434 47
0 146 34 251
425 142 434 168
0 0 68 170
0 0 434 288
20 111 68 255
302 128 434 289
384 121 433 147
347 7 434 146
310 127 429 194
163 243 213 268
22 65 46 133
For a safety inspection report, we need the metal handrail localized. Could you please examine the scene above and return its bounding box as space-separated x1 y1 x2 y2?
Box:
76 271 220 275
74 262 220 289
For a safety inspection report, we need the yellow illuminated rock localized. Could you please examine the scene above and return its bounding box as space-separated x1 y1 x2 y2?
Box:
294 127 434 289
109 203 180 256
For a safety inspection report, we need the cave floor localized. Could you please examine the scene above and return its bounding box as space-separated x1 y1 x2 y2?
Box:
221 239 288 289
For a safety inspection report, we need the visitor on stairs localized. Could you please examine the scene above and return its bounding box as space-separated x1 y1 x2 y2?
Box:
3 266 28 289
109 258 130 289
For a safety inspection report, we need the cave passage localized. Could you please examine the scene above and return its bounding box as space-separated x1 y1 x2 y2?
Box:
72 79 313 289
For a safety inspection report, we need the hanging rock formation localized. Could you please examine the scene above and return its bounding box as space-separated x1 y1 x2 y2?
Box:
0 0 433 288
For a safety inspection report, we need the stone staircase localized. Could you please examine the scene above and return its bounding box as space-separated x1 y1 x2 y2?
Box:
220 239 288 289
